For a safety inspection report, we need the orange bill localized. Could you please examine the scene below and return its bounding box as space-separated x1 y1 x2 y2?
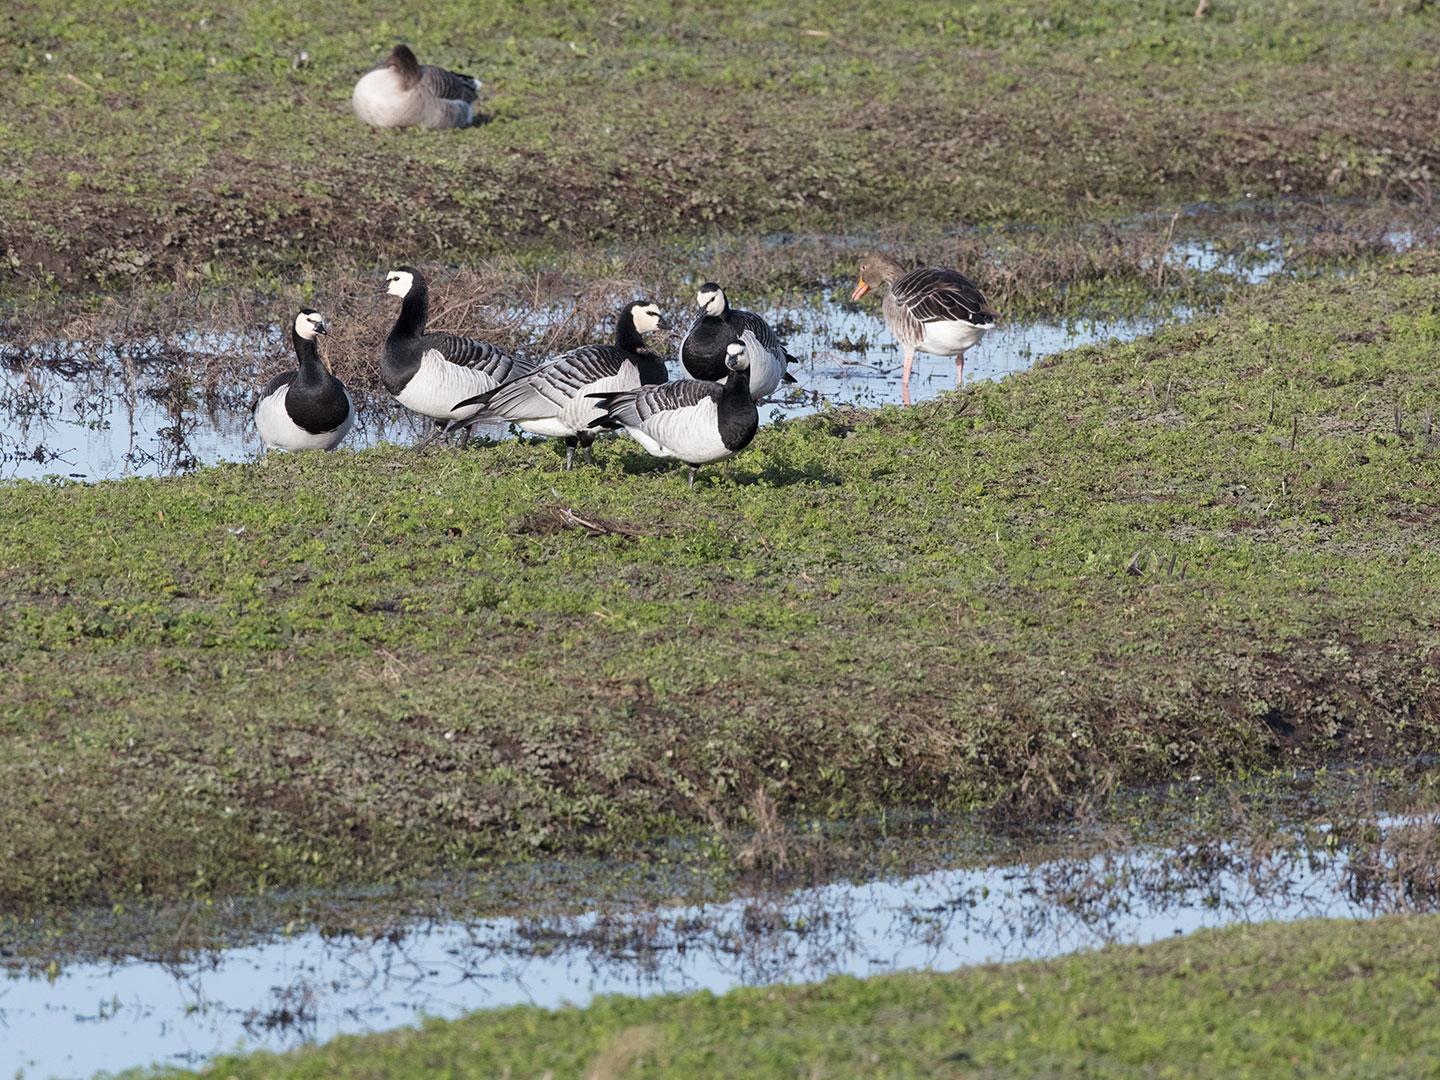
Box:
850 277 870 302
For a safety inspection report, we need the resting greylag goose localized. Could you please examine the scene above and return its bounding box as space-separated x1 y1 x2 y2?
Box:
254 309 354 452
851 254 996 405
352 44 479 130
382 266 521 448
591 341 758 489
454 301 670 469
680 283 796 399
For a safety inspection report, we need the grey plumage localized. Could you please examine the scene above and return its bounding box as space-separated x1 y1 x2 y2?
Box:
353 44 480 131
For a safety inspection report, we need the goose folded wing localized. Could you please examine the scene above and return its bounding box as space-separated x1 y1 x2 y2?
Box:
590 378 719 428
258 370 296 401
894 267 995 326
420 64 479 103
733 310 786 356
426 333 515 379
480 346 625 416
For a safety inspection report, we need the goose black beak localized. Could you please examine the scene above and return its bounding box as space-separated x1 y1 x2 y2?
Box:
850 277 870 302
658 314 673 331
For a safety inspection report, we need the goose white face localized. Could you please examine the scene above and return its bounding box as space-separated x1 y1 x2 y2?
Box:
724 341 749 371
386 270 415 298
631 303 665 334
294 310 329 339
696 284 726 317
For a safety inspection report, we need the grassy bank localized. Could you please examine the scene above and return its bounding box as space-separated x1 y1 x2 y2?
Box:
149 916 1440 1077
3 254 1440 913
3 0 1437 295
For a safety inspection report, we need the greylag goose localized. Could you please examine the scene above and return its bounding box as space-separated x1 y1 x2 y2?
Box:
254 309 354 451
454 301 670 469
680 282 796 399
352 44 479 130
591 341 758 489
382 266 521 448
852 254 996 405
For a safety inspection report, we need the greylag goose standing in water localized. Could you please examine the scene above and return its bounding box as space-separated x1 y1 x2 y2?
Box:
680 282 796 399
254 309 354 451
352 44 479 130
591 340 758 489
382 266 521 448
455 301 670 469
852 254 995 405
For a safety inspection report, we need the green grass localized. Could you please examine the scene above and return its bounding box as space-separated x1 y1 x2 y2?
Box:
3 253 1440 914
144 915 1440 1077
3 0 1438 294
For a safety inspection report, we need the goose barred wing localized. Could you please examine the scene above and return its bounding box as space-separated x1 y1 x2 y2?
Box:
420 64 479 104
258 370 296 400
591 379 720 428
732 309 785 355
482 345 626 417
893 267 995 327
630 379 721 422
426 333 516 380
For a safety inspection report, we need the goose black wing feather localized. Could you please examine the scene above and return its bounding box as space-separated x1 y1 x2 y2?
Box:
893 267 995 326
420 65 479 103
731 309 785 355
590 379 720 428
424 333 516 380
259 370 296 400
469 345 628 414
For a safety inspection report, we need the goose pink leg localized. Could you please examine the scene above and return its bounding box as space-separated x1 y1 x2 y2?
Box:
902 345 915 406
955 350 966 386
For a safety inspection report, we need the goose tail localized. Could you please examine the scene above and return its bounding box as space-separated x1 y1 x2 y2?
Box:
585 390 638 430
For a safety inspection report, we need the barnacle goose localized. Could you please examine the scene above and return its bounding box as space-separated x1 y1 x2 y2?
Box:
253 309 354 452
680 282 797 399
591 340 758 489
454 301 670 469
352 44 479 130
383 266 521 448
852 253 996 405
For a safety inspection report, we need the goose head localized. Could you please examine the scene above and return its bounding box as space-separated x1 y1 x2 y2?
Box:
386 44 421 83
626 300 671 335
851 252 905 302
385 266 420 298
723 340 749 373
294 309 329 340
696 282 726 318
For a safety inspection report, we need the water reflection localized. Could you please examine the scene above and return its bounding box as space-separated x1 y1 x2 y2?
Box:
2 820 1433 1078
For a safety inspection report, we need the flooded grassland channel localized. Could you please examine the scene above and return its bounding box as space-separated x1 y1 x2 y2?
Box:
4 204 1440 1076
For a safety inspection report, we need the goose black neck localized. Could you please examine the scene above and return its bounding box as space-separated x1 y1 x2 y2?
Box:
614 310 647 354
394 282 429 339
292 329 327 384
717 367 759 452
722 367 755 406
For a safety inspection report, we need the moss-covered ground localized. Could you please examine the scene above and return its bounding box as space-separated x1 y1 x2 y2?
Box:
146 915 1440 1078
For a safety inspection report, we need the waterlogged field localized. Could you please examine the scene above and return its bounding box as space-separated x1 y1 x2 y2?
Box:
2 0 1438 294
153 917 1440 1078
5 1 1440 1075
4 254 1440 918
